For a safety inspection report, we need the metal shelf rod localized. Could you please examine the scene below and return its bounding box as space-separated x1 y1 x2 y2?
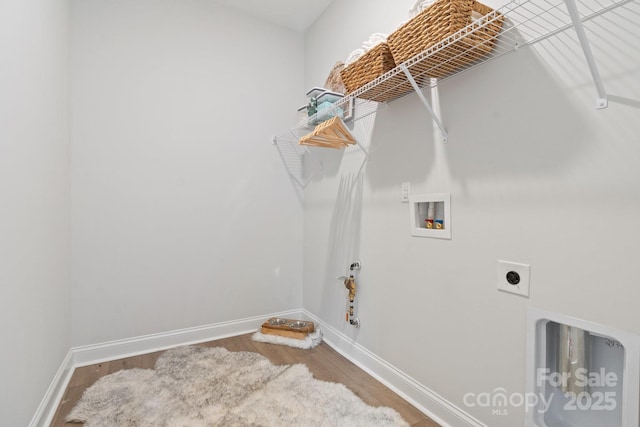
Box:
564 0 609 108
400 64 448 143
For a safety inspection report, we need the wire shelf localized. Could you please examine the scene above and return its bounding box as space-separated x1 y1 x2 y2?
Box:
349 0 635 104
273 0 636 186
273 132 311 188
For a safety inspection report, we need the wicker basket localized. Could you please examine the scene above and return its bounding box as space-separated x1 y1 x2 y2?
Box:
340 42 415 103
387 0 504 79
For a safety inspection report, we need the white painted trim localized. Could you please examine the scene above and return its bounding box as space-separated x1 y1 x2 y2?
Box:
409 193 452 239
31 309 302 426
29 350 75 427
72 309 301 367
302 310 486 427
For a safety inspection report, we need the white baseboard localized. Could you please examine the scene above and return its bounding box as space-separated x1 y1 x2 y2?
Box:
29 350 75 427
71 309 302 367
33 308 483 427
302 309 487 427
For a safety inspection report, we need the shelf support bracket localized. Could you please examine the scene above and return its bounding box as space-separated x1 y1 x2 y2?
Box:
272 134 312 190
564 0 608 109
400 64 448 143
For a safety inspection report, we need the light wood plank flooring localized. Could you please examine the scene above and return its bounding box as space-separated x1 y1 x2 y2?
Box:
51 333 440 426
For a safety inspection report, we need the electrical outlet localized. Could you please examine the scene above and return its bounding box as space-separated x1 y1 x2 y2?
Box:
401 182 410 203
497 260 530 297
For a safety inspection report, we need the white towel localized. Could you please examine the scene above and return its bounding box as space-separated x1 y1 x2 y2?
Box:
362 32 388 50
345 48 365 66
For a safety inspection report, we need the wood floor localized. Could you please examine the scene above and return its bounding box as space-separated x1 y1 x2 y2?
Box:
51 333 440 426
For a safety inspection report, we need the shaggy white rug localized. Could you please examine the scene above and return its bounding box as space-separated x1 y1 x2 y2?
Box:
67 345 409 427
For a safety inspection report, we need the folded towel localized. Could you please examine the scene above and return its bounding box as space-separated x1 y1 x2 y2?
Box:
362 32 388 50
317 101 344 121
345 48 365 66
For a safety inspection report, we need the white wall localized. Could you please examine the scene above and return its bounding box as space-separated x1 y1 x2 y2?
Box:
70 0 304 346
304 0 640 425
0 0 71 425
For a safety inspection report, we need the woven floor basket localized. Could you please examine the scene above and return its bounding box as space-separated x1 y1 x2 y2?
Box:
387 0 504 79
340 42 415 103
